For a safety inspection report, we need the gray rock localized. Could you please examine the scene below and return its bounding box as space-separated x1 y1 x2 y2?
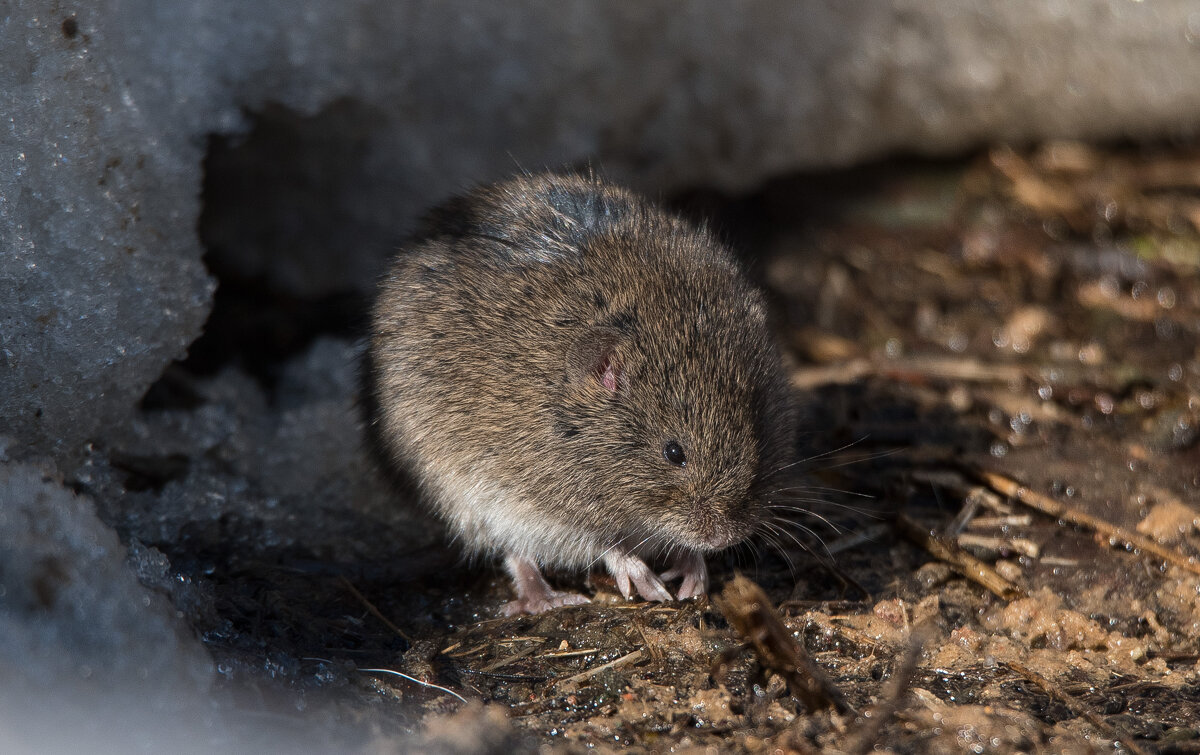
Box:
82 337 426 558
5 0 1200 465
199 0 1200 298
0 4 215 463
0 460 215 752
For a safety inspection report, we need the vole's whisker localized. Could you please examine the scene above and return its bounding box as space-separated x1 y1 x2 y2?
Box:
772 516 834 560
787 508 845 535
769 508 846 538
767 496 841 509
589 532 636 569
754 523 781 560
663 540 680 565
769 484 875 499
764 517 811 554
766 435 871 476
767 500 883 518
626 533 656 556
755 523 797 578
745 538 761 574
806 447 903 472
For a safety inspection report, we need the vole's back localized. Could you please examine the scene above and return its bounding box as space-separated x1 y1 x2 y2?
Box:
370 172 794 576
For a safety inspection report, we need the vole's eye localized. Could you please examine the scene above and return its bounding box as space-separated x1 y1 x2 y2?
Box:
662 441 687 467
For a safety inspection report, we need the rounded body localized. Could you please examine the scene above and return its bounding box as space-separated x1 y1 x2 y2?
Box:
369 173 794 607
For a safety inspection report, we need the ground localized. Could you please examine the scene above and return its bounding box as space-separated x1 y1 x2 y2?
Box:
87 141 1200 753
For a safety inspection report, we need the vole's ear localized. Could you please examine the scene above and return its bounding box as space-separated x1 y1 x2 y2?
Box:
595 349 622 393
566 328 624 394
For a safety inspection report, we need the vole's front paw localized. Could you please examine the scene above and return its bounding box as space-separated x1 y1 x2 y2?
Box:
659 551 708 601
501 591 589 617
604 552 673 603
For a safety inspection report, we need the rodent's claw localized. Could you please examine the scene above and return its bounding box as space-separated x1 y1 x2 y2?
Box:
503 553 590 615
660 551 709 601
604 552 673 603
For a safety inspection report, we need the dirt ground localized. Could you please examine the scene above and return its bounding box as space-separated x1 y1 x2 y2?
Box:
114 142 1200 753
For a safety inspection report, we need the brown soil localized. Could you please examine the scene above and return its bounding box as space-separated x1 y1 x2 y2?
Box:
124 142 1200 753
400 143 1200 753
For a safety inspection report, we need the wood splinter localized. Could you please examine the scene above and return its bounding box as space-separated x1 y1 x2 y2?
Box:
715 575 852 715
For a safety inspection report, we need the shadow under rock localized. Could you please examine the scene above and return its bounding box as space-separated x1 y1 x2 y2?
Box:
152 506 495 676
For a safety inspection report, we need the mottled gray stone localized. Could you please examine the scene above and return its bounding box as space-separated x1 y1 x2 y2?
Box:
5 0 1200 464
0 459 215 751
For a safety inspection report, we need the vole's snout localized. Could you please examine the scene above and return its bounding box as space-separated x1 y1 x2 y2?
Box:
700 528 743 550
685 499 756 551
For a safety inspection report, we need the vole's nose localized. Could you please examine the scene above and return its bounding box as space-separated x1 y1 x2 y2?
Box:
701 528 742 550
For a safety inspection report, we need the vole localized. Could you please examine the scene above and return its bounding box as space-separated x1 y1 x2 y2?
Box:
368 172 795 615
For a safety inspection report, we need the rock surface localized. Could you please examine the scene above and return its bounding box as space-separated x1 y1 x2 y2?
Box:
0 5 215 462
0 339 434 752
5 0 1200 464
0 459 215 752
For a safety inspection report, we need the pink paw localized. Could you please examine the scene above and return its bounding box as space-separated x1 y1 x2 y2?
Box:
502 552 589 615
501 590 589 616
604 551 673 603
659 551 708 600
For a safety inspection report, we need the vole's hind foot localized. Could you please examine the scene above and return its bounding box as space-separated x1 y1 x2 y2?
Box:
502 553 590 616
604 551 673 603
501 591 589 616
659 551 709 601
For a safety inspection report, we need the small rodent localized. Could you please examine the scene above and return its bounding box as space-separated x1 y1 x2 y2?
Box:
368 172 795 615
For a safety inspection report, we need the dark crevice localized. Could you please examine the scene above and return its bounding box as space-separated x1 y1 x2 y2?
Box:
142 100 389 406
177 276 365 391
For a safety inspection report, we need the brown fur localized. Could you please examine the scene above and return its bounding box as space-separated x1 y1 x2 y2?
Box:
368 172 794 578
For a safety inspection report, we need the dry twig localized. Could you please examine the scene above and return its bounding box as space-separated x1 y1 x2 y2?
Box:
536 647 600 659
979 471 1200 578
553 649 646 687
1003 660 1149 755
480 644 540 673
631 618 664 661
791 355 1027 390
339 575 412 642
715 575 852 714
845 626 930 755
788 611 878 654
895 513 1025 600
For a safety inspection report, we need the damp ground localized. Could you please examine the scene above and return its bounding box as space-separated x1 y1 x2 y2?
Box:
79 142 1200 753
